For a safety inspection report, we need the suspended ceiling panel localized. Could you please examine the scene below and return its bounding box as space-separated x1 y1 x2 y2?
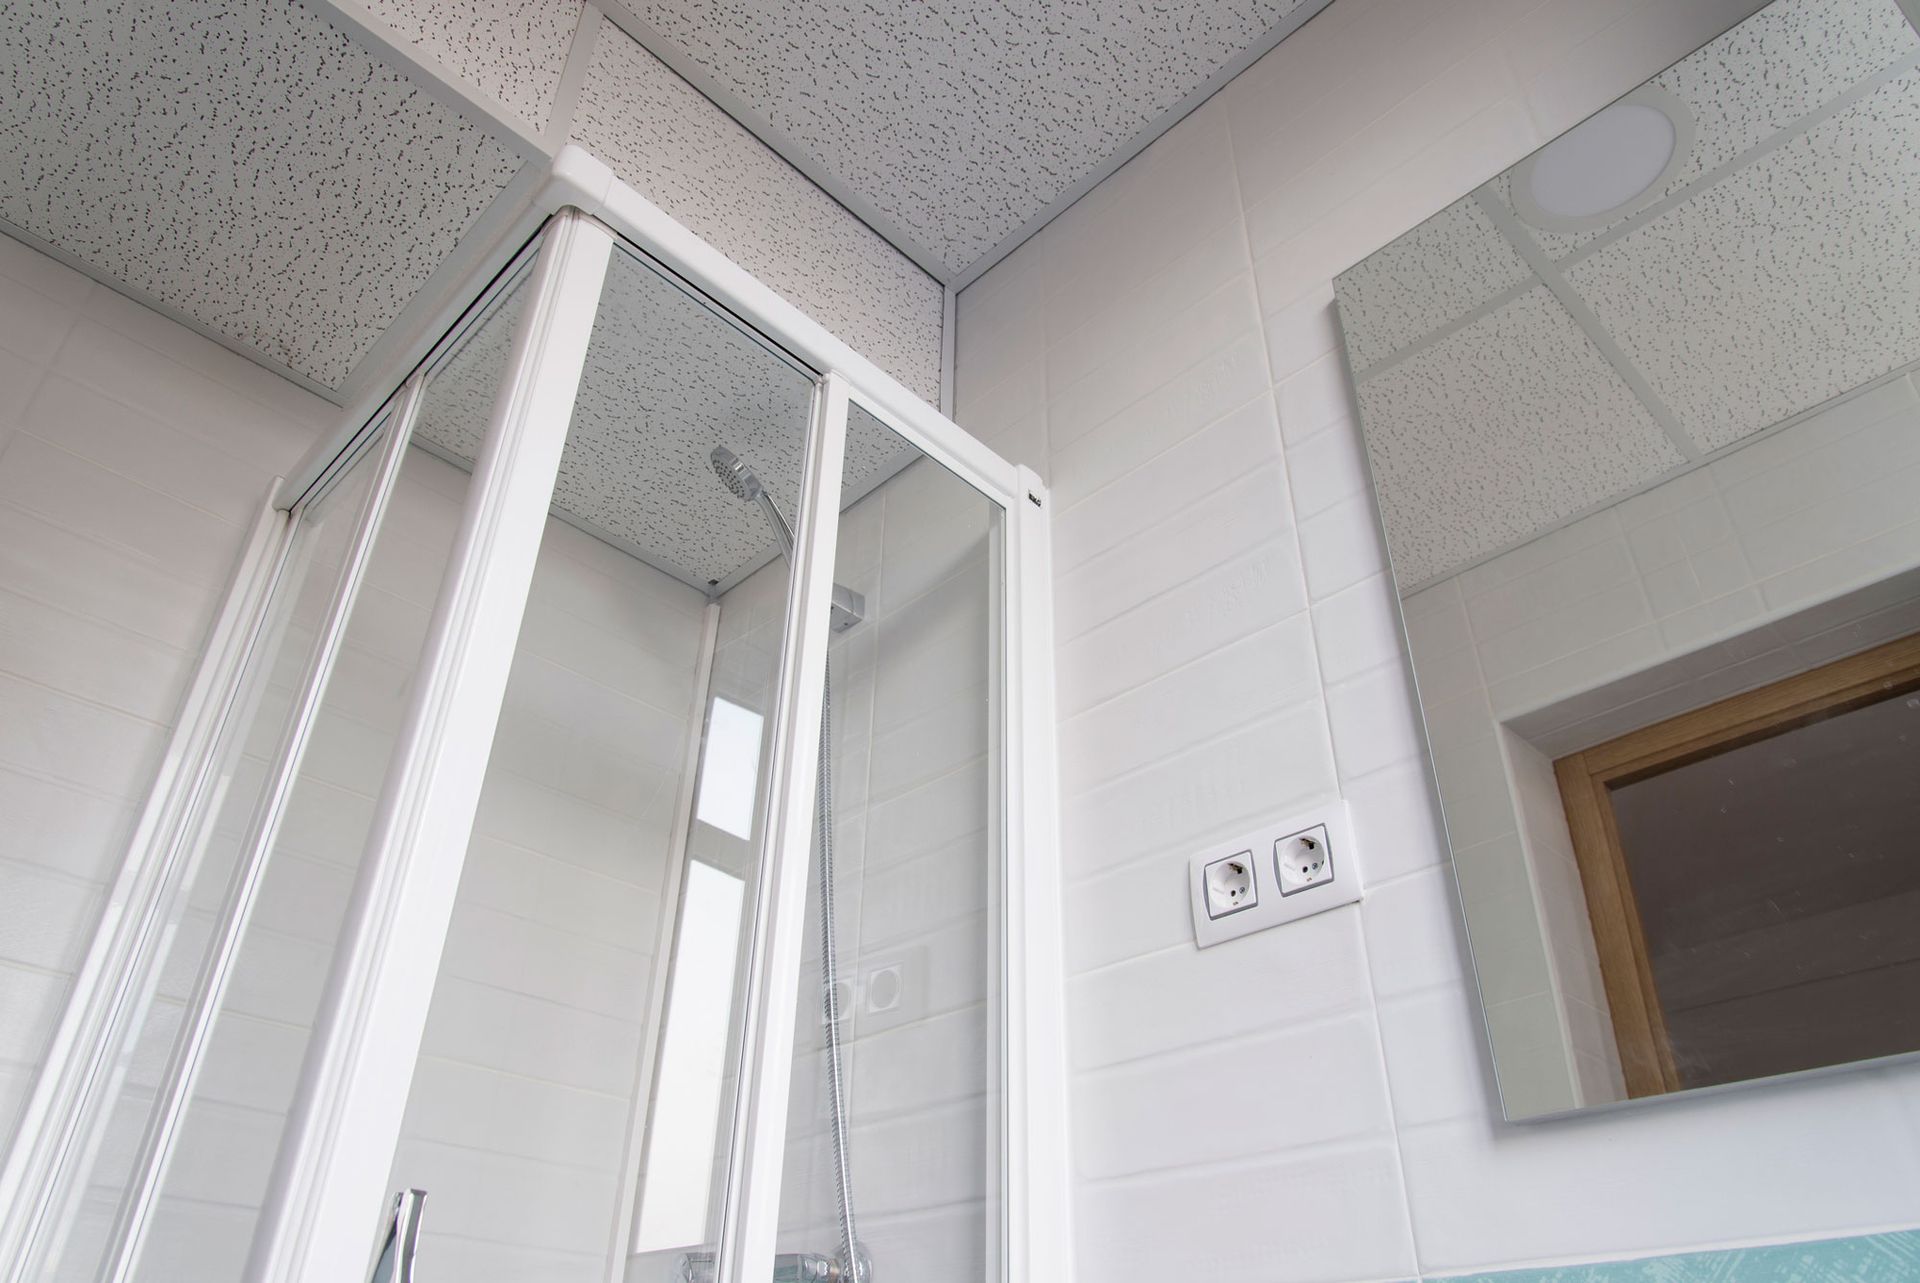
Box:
1336 0 1920 590
572 22 946 403
0 0 526 392
353 0 583 131
414 247 910 590
611 0 1325 279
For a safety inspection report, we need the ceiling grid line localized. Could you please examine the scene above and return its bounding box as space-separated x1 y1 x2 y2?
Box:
544 3 608 153
591 0 953 282
1472 189 1702 462
594 0 1339 285
1354 276 1538 383
1348 43 1920 396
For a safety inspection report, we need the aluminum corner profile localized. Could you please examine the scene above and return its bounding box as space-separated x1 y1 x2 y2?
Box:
541 145 618 221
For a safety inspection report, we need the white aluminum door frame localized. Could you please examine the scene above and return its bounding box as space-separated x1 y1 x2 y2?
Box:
248 208 616 1283
711 371 850 1283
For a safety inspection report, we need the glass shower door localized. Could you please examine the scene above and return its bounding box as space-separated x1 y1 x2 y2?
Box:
770 402 1006 1283
375 238 827 1283
4 203 1039 1283
5 253 536 1283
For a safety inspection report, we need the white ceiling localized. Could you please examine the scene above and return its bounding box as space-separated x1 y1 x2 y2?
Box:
603 0 1332 281
1337 0 1920 590
0 0 528 393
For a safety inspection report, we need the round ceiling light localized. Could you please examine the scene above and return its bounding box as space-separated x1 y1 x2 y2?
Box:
1511 86 1693 233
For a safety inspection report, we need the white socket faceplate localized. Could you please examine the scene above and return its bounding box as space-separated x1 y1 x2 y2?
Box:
1188 800 1363 948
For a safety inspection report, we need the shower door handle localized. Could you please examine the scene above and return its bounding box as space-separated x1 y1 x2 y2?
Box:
368 1188 426 1283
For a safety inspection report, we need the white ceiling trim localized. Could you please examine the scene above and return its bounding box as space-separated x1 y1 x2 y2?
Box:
592 0 1338 288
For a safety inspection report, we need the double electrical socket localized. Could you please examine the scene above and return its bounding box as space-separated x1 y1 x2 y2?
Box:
1188 801 1362 948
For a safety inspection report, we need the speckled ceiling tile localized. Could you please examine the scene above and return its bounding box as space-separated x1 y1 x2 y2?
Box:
415 245 909 589
1356 287 1683 589
1335 198 1533 374
572 22 945 405
0 0 525 390
1567 67 1920 452
619 0 1317 278
353 0 585 131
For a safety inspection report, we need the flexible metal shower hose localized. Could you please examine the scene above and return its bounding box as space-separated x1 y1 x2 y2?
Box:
815 661 863 1282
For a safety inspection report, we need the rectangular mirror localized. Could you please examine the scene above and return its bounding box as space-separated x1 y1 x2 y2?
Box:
1333 0 1920 1120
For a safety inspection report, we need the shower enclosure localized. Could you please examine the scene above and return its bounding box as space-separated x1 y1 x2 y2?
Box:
0 157 1066 1283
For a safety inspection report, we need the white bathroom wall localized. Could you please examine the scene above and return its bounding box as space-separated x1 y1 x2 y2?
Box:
0 229 332 1157
953 0 1920 1277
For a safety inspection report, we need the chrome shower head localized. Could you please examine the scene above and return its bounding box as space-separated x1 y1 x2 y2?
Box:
707 442 865 631
710 445 763 502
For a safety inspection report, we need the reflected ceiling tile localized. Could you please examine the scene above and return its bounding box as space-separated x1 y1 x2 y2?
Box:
0 0 524 389
1566 69 1920 453
1357 288 1683 587
1335 197 1532 373
1498 0 1920 259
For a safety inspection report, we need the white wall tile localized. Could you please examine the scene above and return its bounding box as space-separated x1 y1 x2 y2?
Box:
967 0 1920 1224
1072 1012 1396 1181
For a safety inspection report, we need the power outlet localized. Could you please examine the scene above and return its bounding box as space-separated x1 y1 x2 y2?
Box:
1275 825 1333 895
1202 851 1259 919
1189 801 1362 948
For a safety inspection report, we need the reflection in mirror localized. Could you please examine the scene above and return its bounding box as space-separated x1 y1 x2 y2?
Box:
1333 0 1920 1120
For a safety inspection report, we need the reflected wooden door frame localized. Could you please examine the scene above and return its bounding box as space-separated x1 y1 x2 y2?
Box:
1553 629 1920 1098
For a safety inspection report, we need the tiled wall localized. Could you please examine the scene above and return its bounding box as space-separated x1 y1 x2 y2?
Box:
952 0 1920 1277
0 229 333 1157
1405 368 1920 1118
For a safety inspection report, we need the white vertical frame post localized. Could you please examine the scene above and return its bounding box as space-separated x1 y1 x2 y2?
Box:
0 496 295 1283
248 209 616 1283
1004 466 1073 1283
714 371 850 1283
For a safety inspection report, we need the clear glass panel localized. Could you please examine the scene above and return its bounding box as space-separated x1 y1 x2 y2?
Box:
16 418 390 1283
772 404 1006 1283
381 241 821 1283
51 265 534 1283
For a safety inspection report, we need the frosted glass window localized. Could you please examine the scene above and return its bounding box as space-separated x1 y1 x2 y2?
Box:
695 697 764 840
634 861 746 1250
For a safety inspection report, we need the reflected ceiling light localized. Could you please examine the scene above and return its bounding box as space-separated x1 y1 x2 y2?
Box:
1512 86 1693 233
